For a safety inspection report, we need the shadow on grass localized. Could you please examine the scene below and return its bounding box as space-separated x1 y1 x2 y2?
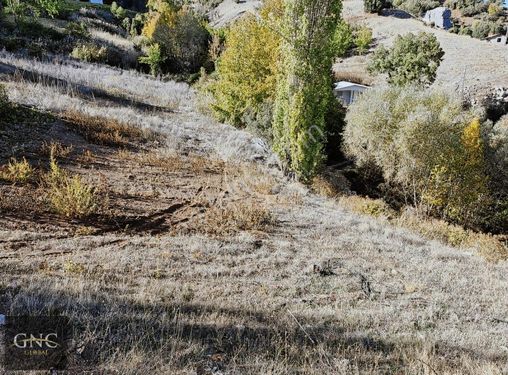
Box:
0 61 174 114
0 285 402 373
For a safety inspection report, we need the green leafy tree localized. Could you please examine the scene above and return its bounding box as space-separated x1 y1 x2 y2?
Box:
142 2 210 73
332 21 353 57
368 32 444 86
272 0 342 181
206 0 283 125
35 0 62 17
6 0 62 20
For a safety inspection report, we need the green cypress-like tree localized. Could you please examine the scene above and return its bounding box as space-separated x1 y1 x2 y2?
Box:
273 0 342 181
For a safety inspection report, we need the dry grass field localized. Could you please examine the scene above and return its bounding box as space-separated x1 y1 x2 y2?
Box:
1 51 508 374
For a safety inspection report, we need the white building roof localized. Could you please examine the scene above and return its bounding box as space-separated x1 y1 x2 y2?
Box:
334 81 369 91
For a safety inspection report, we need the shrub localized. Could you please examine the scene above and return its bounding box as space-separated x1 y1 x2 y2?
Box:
130 13 145 36
364 0 385 13
142 3 210 73
6 0 62 19
484 115 508 193
458 25 472 35
34 0 62 17
71 43 108 63
488 2 502 15
241 100 274 144
471 19 503 39
0 157 33 184
111 1 126 19
46 153 99 219
333 21 353 57
343 86 490 225
139 43 166 76
472 20 491 38
65 21 90 38
354 26 373 55
368 32 444 86
445 0 486 14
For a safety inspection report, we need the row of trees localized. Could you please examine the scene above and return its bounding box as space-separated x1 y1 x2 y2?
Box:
204 0 506 231
206 0 371 180
343 32 508 231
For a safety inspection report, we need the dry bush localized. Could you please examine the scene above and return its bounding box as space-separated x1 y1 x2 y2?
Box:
333 70 373 86
191 200 274 236
40 141 73 159
0 157 34 184
399 212 507 261
312 176 340 198
77 149 95 165
312 170 351 198
62 111 155 148
339 195 396 219
224 164 278 196
45 154 102 219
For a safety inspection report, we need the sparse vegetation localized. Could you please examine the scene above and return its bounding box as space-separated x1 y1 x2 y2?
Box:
61 110 155 147
0 83 9 116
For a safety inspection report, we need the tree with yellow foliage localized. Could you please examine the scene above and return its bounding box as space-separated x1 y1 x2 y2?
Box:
206 0 283 126
344 86 490 226
141 0 209 73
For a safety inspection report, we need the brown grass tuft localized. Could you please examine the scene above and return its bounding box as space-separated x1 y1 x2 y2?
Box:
191 200 274 236
61 111 157 148
40 141 73 159
333 70 373 86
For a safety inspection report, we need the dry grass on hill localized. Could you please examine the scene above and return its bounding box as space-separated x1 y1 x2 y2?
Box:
0 55 508 374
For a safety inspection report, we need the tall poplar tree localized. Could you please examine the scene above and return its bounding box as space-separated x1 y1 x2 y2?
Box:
273 0 342 181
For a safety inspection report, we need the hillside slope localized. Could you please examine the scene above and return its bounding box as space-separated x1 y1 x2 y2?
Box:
336 0 508 94
0 53 508 373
